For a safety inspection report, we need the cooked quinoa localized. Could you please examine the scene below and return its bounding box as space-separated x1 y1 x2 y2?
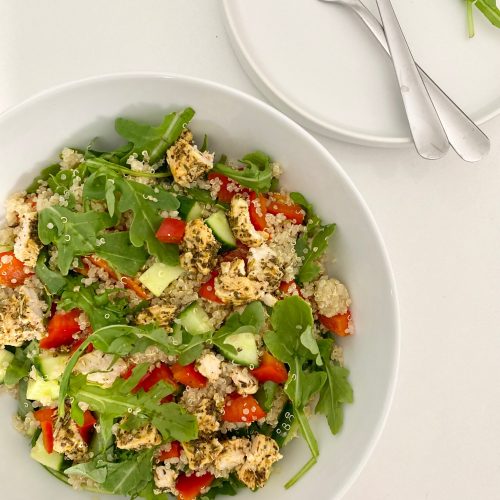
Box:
0 109 354 499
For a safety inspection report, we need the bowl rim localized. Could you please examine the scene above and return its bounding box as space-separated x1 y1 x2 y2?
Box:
0 72 401 499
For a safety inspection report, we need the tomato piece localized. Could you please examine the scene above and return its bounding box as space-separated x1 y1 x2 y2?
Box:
77 410 97 443
208 173 250 203
40 309 82 349
86 255 150 300
251 352 288 384
171 363 207 389
176 472 214 500
279 280 304 298
34 408 56 453
157 441 181 462
248 192 267 231
319 310 352 337
267 194 305 224
223 393 266 422
0 251 32 287
156 218 186 244
132 363 178 394
199 271 222 303
220 244 249 263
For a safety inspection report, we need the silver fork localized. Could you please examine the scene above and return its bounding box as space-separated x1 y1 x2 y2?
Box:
319 0 490 162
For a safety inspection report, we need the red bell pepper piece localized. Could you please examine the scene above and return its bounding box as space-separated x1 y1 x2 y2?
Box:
40 309 82 349
198 271 222 303
219 244 249 263
223 393 266 423
267 194 305 224
251 352 288 384
132 363 178 394
34 408 56 453
171 362 207 389
157 440 181 462
279 280 304 298
155 218 186 244
0 251 32 287
319 310 352 337
176 472 214 500
77 410 97 443
248 192 267 231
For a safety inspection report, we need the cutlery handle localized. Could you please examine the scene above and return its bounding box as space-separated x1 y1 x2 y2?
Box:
374 0 449 159
349 0 489 162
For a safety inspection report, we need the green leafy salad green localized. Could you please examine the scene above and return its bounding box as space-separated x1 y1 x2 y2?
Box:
0 108 354 500
465 0 500 37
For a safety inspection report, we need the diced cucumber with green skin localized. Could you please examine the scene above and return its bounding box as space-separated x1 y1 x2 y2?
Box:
26 376 60 405
139 262 184 297
0 349 14 384
272 400 298 448
178 196 204 222
178 302 213 335
31 434 64 471
34 352 69 381
221 331 258 366
205 211 237 249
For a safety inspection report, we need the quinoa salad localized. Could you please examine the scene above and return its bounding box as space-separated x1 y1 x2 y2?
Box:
0 108 354 500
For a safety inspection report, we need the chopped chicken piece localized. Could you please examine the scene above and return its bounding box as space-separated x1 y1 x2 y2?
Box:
180 383 226 436
0 285 45 347
215 438 250 473
53 414 88 461
196 352 222 382
129 345 171 365
180 219 220 275
114 419 162 450
247 244 283 292
214 258 262 306
154 466 178 492
167 138 214 187
135 304 177 328
227 365 259 395
313 278 351 317
73 350 127 388
236 435 282 490
228 195 268 247
182 438 223 470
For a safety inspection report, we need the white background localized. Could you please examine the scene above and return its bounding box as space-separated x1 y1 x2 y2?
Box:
0 1 499 499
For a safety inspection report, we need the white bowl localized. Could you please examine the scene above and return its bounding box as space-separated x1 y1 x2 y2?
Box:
0 74 399 500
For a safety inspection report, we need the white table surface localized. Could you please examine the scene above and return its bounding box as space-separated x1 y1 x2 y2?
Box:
1 1 499 499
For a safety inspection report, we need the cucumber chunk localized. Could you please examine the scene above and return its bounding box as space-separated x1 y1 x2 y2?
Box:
31 434 64 471
139 262 184 297
34 352 69 381
178 196 204 222
222 331 258 366
26 375 60 406
178 302 213 335
0 349 14 384
205 211 236 249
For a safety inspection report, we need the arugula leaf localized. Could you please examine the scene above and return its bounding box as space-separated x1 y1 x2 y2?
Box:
38 206 114 275
316 339 353 435
59 281 133 330
264 296 326 486
116 178 179 265
65 448 154 496
4 341 38 386
85 140 134 165
213 151 273 193
139 482 170 500
467 0 500 37
90 413 115 461
17 378 34 418
94 231 148 276
84 157 171 179
115 108 195 164
26 164 60 194
35 250 67 295
255 381 278 413
199 475 243 499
